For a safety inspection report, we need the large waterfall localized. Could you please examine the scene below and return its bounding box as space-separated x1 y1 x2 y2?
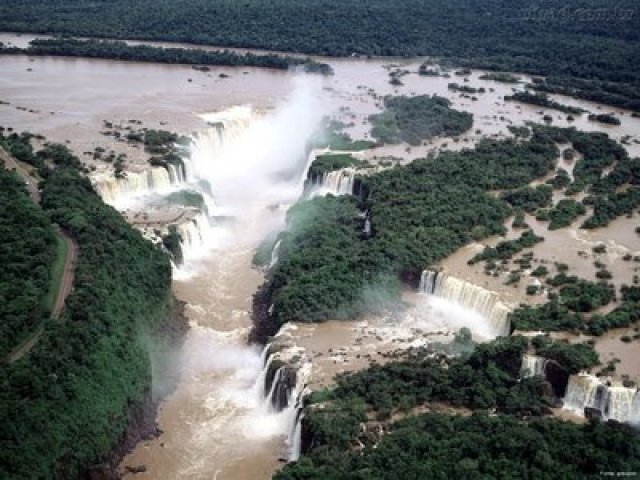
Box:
92 106 257 208
563 373 640 425
94 165 180 206
419 269 511 336
189 106 258 177
253 324 311 461
175 211 216 261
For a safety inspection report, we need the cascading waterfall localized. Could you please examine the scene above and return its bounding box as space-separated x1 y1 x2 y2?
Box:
269 240 282 269
94 165 175 205
419 269 511 336
520 354 548 378
253 324 311 461
563 373 640 425
310 168 357 196
93 106 256 208
189 106 258 178
176 211 215 260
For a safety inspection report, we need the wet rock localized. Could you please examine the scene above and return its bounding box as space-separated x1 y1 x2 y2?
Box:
584 407 603 421
545 360 570 397
125 465 147 474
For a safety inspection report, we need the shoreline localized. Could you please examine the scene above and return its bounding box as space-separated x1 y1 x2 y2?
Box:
86 297 190 480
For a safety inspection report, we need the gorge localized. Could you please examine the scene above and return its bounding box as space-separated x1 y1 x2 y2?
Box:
1 22 639 478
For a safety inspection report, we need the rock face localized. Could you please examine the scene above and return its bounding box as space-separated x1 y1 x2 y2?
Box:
544 360 570 398
520 355 569 398
584 406 603 421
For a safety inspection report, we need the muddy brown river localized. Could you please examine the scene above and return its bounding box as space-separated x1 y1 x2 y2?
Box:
1 32 639 478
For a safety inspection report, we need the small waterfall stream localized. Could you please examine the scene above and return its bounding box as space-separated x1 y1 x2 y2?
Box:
520 354 549 378
269 240 282 270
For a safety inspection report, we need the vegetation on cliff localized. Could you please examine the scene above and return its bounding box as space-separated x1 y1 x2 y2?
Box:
277 412 640 479
264 134 558 326
0 137 178 478
307 153 362 178
276 336 637 479
0 166 56 358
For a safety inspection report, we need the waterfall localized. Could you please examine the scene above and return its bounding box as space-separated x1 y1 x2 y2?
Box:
309 167 357 197
419 269 511 336
520 354 548 378
93 106 256 208
176 211 215 260
363 217 371 236
93 162 190 206
253 323 311 461
189 106 258 180
269 240 282 269
322 169 356 195
563 373 640 425
289 410 304 461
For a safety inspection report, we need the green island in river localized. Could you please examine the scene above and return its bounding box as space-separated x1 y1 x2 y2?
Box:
0 1 639 478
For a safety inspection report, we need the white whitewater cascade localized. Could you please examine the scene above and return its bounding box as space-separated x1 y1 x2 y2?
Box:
176 211 215 260
253 324 312 461
166 162 188 184
269 240 282 269
563 373 640 425
520 354 548 378
95 166 179 205
419 269 511 336
189 106 258 179
321 168 356 195
93 107 255 208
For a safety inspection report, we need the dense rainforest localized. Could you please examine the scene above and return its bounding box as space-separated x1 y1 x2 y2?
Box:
276 336 639 479
263 132 559 328
260 123 640 335
369 95 473 145
0 166 56 358
0 38 332 74
0 135 181 478
0 0 638 110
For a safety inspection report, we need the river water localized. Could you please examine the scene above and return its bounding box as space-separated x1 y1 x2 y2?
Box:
1 32 639 478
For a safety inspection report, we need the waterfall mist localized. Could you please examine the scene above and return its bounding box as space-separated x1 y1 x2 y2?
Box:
139 77 328 472
189 76 327 247
402 294 500 341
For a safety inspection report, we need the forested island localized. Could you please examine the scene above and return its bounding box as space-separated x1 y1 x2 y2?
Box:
369 95 473 145
0 132 186 478
259 132 559 331
259 123 640 333
0 0 638 110
1 1 639 477
0 38 333 74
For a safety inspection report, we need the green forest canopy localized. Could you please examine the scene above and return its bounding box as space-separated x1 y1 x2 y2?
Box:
1 0 638 109
0 137 177 478
0 166 56 358
265 133 559 327
277 336 637 479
